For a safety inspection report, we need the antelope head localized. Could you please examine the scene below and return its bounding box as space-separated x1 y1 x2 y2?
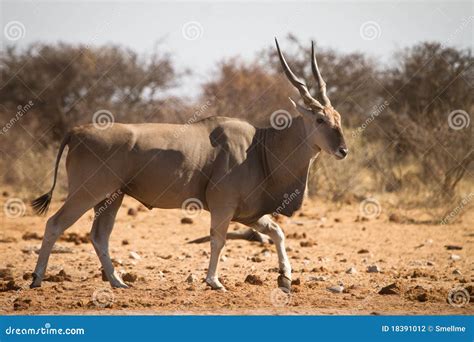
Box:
275 38 348 160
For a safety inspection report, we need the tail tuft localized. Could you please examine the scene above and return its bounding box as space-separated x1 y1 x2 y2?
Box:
31 192 52 215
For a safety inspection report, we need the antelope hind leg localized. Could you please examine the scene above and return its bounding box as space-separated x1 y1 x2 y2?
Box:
250 215 292 292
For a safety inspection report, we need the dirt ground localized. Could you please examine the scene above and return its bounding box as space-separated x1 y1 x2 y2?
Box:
0 194 472 315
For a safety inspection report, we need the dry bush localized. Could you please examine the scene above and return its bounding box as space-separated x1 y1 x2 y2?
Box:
371 43 473 206
201 57 294 126
0 43 179 141
0 126 61 198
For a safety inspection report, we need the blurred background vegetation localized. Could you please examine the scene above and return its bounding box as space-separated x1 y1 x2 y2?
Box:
0 35 472 222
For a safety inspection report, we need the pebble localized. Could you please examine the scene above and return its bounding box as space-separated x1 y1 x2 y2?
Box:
367 265 381 273
445 245 462 250
244 274 263 286
220 255 227 262
181 217 194 224
357 249 369 254
0 236 17 243
378 283 399 295
129 251 141 260
0 268 13 280
450 254 461 261
186 274 197 283
122 240 129 246
44 269 72 282
308 276 327 282
346 267 357 274
300 240 316 247
251 256 264 263
127 208 137 216
453 269 462 275
291 278 301 285
122 272 137 283
22 232 42 240
13 298 31 311
327 285 344 293
0 280 21 292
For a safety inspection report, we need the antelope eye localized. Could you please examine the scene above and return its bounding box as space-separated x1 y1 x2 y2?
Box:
316 118 324 124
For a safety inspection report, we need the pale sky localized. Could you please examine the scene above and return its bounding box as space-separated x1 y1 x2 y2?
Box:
1 0 473 96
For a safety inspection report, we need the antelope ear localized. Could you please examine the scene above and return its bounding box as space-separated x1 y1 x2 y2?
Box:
289 97 313 118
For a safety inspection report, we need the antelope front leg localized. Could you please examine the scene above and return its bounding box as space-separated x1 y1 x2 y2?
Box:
251 215 292 292
205 208 233 291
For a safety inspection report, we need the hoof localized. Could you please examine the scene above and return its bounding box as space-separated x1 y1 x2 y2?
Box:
30 273 41 289
277 274 291 293
108 270 129 288
206 277 226 291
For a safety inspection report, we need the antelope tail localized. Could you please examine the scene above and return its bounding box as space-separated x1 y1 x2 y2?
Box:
31 132 71 215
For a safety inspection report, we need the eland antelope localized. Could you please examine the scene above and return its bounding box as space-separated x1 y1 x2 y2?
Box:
30 38 347 292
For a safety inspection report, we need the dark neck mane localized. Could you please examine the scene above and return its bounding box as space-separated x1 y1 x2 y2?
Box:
255 116 317 217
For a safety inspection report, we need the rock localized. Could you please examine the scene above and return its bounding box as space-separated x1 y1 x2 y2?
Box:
244 274 263 286
334 218 341 223
122 239 129 246
453 269 462 276
346 267 357 274
445 245 462 250
2 191 9 197
251 256 264 263
127 208 137 216
22 272 32 280
22 232 42 240
13 298 31 311
186 274 197 283
220 255 227 262
129 251 141 260
291 278 301 285
357 249 369 254
181 217 194 224
378 283 399 295
426 261 435 266
300 240 316 247
388 213 402 223
308 276 327 282
287 232 307 239
0 268 13 280
0 280 21 292
367 265 381 273
122 272 137 283
416 292 428 302
450 254 461 261
59 232 90 245
327 285 344 293
44 269 72 282
0 236 17 243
